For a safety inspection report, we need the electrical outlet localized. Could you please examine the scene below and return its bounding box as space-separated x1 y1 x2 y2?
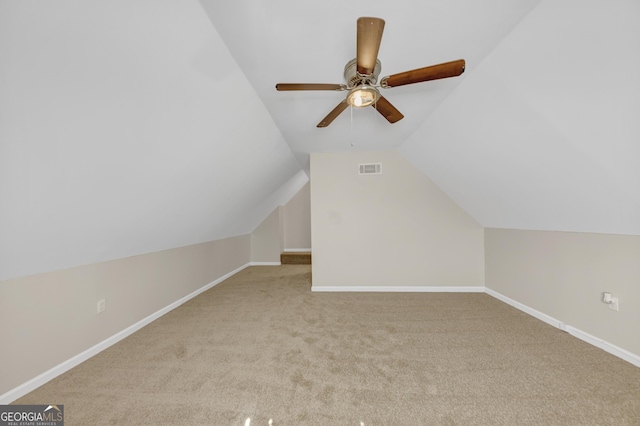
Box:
608 297 619 311
97 299 106 314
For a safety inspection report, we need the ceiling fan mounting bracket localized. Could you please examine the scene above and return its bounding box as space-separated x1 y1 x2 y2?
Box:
344 58 381 88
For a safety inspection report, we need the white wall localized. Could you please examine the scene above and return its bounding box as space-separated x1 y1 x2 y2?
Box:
485 228 640 357
0 235 250 400
310 151 484 288
283 182 311 251
250 181 311 262
250 207 283 263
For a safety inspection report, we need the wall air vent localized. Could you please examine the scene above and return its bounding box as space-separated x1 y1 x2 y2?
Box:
359 163 382 175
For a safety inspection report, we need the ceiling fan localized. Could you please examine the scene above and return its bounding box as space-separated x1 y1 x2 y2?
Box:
275 17 465 128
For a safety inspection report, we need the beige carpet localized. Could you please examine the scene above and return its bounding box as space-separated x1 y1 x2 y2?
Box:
14 265 640 425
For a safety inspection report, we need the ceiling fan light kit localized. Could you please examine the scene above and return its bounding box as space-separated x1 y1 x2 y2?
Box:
347 85 380 108
276 17 465 127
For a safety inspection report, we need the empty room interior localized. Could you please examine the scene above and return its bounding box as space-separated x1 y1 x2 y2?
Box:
1 0 639 424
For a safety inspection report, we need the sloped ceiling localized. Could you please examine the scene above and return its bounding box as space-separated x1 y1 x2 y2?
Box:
399 0 640 235
1 1 638 280
199 0 542 161
201 0 639 235
0 1 303 280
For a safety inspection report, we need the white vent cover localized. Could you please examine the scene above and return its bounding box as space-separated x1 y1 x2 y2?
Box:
359 163 382 175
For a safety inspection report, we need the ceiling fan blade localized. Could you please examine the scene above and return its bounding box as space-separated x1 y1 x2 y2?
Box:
356 17 385 75
373 96 404 123
276 83 347 91
381 59 466 88
317 99 349 128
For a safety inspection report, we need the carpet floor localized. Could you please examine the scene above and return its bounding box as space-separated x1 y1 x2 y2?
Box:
14 265 640 425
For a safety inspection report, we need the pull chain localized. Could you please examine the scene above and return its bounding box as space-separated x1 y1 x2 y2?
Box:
350 105 354 147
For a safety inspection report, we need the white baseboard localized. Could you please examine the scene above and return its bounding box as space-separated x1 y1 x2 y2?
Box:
283 248 311 252
249 262 281 266
484 288 564 329
565 326 640 368
312 285 640 368
0 263 251 405
5 275 638 404
485 288 640 368
311 285 484 293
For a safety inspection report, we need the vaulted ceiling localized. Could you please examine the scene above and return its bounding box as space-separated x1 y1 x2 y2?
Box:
1 0 638 281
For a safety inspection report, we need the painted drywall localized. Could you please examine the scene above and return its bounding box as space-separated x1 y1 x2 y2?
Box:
251 181 311 261
250 207 283 263
399 0 640 236
0 0 302 282
311 151 484 288
0 235 250 397
485 228 640 357
283 182 311 250
201 0 542 156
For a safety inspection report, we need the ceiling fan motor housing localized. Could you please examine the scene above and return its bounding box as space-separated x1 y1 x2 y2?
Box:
344 58 382 87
